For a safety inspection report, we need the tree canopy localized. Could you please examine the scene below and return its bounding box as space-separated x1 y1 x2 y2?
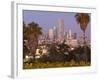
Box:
75 13 90 32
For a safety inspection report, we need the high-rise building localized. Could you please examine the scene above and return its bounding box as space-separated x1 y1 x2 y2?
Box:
58 19 64 42
72 33 77 39
66 29 72 40
48 28 54 41
68 29 72 39
53 26 58 40
65 32 68 40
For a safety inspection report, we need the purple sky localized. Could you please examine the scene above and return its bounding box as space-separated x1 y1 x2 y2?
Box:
23 10 91 40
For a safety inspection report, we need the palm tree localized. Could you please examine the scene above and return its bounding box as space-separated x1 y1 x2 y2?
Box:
23 22 30 59
23 21 42 61
75 13 90 45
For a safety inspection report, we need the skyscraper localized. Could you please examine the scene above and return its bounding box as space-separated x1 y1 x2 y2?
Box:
53 26 58 40
65 32 68 40
73 33 77 39
66 29 72 40
48 28 54 41
58 19 64 42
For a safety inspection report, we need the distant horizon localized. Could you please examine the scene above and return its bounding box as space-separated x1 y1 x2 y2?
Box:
23 10 91 40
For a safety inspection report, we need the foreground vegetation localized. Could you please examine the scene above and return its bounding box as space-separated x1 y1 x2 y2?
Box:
23 60 90 69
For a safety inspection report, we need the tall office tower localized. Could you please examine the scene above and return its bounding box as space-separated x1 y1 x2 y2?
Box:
48 28 54 41
65 32 68 39
53 26 58 40
68 29 72 39
73 33 77 39
58 19 64 42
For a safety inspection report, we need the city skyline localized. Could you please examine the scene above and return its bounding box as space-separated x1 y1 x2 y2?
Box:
23 10 91 39
23 10 91 68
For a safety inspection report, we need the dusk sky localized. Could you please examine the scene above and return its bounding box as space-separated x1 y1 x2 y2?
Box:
23 10 91 40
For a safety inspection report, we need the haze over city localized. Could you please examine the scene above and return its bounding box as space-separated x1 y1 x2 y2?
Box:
23 10 91 40
23 10 91 69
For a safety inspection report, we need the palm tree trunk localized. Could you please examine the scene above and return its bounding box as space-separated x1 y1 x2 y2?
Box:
83 31 86 46
83 31 88 62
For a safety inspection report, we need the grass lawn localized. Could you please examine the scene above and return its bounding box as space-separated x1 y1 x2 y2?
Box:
23 60 90 69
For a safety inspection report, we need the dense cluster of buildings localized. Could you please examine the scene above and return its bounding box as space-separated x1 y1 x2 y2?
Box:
38 19 80 48
24 19 90 61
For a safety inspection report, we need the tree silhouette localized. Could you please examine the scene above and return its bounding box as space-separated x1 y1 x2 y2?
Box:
75 13 90 45
75 13 90 62
23 21 42 61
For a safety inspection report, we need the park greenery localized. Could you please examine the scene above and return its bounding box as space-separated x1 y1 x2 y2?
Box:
23 61 90 69
23 13 91 69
